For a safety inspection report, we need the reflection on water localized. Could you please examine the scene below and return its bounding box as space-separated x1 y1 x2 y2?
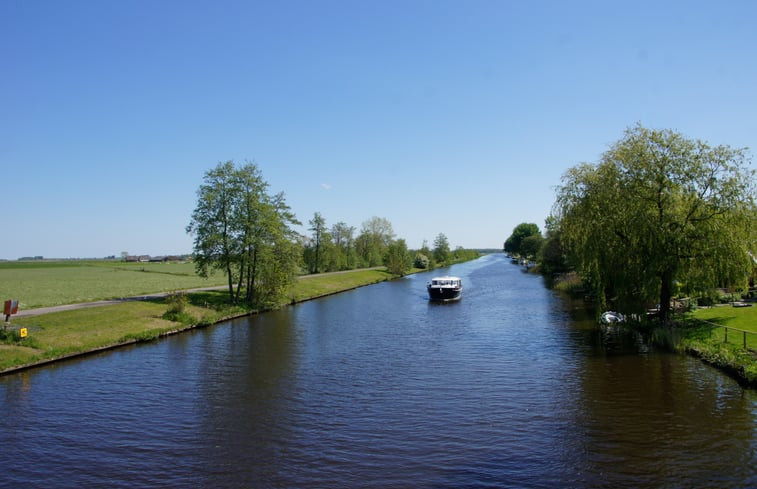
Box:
1 254 756 488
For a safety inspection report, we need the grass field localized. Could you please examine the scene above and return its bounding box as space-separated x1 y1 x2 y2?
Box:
0 260 228 309
691 304 757 348
671 304 757 385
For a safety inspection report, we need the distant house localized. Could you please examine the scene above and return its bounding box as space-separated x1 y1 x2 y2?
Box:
125 255 151 262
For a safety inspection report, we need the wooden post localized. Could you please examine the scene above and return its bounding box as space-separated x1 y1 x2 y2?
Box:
725 327 728 343
744 331 747 350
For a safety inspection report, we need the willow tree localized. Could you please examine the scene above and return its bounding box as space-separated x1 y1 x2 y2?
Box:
187 160 301 307
556 125 755 322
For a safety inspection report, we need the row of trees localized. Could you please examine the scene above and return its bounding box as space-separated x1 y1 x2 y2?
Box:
187 161 475 308
302 212 464 276
506 125 756 323
303 214 396 273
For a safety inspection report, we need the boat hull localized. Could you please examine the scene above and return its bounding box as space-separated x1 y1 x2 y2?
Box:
427 286 462 301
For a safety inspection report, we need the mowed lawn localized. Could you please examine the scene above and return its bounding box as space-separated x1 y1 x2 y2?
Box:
692 304 757 349
0 261 228 309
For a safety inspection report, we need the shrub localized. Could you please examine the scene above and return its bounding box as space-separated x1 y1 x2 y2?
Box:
0 328 20 343
165 290 188 314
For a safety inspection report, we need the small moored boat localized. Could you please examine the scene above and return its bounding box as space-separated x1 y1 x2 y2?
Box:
427 276 462 301
600 311 625 324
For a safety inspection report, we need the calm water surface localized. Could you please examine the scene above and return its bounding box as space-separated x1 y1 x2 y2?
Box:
2 254 756 488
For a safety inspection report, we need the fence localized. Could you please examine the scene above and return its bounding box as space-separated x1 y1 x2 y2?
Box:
695 318 757 351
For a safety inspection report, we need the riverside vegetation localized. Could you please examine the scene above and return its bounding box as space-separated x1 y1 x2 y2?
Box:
0 254 479 373
505 125 756 386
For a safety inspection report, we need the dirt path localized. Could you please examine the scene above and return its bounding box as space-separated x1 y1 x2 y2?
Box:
13 286 226 318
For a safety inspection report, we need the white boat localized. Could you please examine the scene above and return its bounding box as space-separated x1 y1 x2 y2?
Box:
427 276 462 301
600 311 625 324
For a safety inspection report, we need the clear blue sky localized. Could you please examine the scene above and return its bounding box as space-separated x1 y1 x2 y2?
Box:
2 1 755 259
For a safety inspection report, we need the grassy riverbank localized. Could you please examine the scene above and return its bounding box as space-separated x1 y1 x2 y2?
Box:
549 271 757 386
673 305 757 386
0 268 397 373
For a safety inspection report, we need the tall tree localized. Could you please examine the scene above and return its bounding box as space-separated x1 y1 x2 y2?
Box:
306 212 329 273
504 223 541 256
384 239 412 276
520 234 544 261
556 125 756 322
356 216 395 267
539 215 570 276
433 233 451 264
186 161 240 302
187 161 301 307
331 221 356 270
419 239 435 268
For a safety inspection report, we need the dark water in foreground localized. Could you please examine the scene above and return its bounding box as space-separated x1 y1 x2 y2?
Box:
1 254 756 488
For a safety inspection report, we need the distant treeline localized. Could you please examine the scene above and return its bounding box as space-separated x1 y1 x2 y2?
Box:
302 212 478 276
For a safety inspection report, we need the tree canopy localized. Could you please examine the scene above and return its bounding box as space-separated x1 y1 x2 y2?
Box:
433 233 451 264
555 125 756 322
186 161 301 308
384 239 412 276
504 223 542 257
305 212 331 273
356 216 395 267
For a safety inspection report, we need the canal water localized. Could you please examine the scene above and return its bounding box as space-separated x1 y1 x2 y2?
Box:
1 254 756 488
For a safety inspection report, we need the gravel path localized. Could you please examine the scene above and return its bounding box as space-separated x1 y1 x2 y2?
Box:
13 286 226 318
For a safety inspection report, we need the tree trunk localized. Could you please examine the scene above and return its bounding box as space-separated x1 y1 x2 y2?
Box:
247 248 258 305
234 256 245 305
226 263 235 304
659 268 674 324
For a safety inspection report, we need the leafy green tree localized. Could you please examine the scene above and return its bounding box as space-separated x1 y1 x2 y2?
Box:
384 239 412 276
356 216 395 267
539 215 570 276
419 239 435 268
331 221 357 270
414 252 430 269
186 161 240 302
433 233 451 264
187 160 301 307
305 212 334 273
504 223 541 256
520 234 544 261
556 125 756 322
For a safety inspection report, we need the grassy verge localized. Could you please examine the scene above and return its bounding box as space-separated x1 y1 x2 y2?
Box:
290 269 396 301
0 268 399 374
651 305 757 386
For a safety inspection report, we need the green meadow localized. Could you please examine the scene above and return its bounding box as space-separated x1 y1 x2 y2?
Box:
689 304 757 349
0 260 228 309
673 305 757 385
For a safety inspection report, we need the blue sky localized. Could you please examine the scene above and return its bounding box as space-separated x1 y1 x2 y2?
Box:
2 1 755 259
